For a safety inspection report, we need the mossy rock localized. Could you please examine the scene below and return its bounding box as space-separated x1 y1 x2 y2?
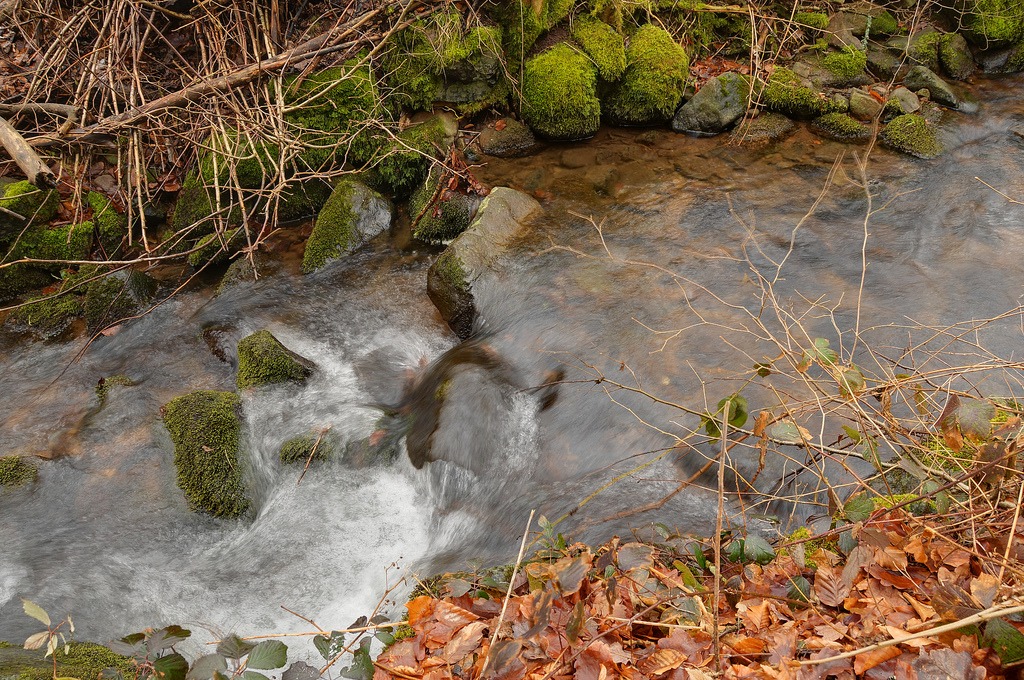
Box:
810 113 871 142
162 390 249 517
95 374 134 407
7 220 93 264
83 269 157 332
731 112 796 145
490 0 565 69
672 72 750 134
903 65 962 109
521 43 601 141
279 430 342 464
956 0 1024 46
168 173 245 236
7 290 83 339
87 191 127 255
0 181 58 243
908 31 941 71
571 15 627 81
0 455 37 487
938 33 975 80
236 329 314 389
604 24 689 126
881 114 942 158
794 12 828 31
410 164 482 244
187 228 245 268
302 178 392 273
869 11 900 37
367 114 458 196
761 67 843 119
217 253 272 294
275 178 334 222
0 265 52 303
477 117 537 157
0 642 132 680
822 46 868 85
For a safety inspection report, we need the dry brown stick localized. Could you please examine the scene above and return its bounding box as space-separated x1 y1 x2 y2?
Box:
0 116 55 187
28 1 412 148
0 103 79 119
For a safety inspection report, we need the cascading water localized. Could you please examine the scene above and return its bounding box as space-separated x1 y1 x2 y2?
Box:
3 74 1024 658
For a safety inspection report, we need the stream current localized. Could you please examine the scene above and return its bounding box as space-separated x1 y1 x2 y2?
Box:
2 75 1024 648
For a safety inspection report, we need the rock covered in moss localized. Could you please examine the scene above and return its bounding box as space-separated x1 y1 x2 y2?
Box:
0 265 50 303
903 66 961 109
672 72 750 135
761 67 843 119
95 374 134 407
956 0 1024 46
302 178 392 273
163 390 248 517
521 43 601 141
938 33 974 80
571 15 626 81
236 329 314 389
822 46 868 85
0 641 132 680
0 180 58 242
369 113 458 196
83 269 157 332
7 219 93 264
410 165 483 244
279 430 342 464
0 455 37 487
810 113 872 142
887 87 921 115
731 112 795 145
477 117 537 157
188 228 245 268
217 253 273 294
907 30 941 72
275 178 334 222
882 114 942 158
6 290 82 339
87 191 127 255
604 25 689 126
794 12 829 31
492 0 571 68
427 188 541 338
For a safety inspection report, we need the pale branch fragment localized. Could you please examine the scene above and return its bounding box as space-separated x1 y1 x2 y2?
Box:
0 115 55 188
0 103 79 119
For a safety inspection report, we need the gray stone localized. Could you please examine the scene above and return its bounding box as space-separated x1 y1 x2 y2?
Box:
849 88 883 120
731 113 796 145
477 118 536 158
903 65 961 109
827 12 866 48
426 188 541 339
888 86 920 114
671 72 751 135
867 43 904 79
301 179 393 273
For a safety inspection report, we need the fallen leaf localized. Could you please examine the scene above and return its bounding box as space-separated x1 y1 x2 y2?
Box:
854 645 902 675
815 565 850 608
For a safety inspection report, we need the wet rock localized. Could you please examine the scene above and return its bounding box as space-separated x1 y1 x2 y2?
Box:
810 112 872 142
83 269 158 332
0 455 37 487
955 0 1024 46
826 12 864 48
477 117 536 157
522 43 600 141
731 112 796 145
888 86 921 114
217 252 274 294
427 188 541 339
236 329 314 389
604 24 690 126
903 65 961 109
907 30 941 72
6 289 82 339
849 88 883 120
761 67 844 119
301 178 392 273
938 33 975 80
279 429 342 464
0 180 58 242
410 164 483 244
820 46 870 87
867 42 903 79
672 72 750 135
560 147 598 169
881 114 942 158
162 390 249 517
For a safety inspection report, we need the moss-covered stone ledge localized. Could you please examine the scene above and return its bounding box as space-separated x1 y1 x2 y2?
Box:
236 329 315 389
426 187 541 339
162 390 249 518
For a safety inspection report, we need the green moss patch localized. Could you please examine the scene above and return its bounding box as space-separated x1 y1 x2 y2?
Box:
279 430 342 464
0 455 38 487
83 270 157 332
882 114 942 158
522 43 601 141
163 390 249 517
761 67 843 119
410 165 478 244
0 181 58 242
794 12 828 31
88 191 127 255
188 228 245 268
0 641 132 680
822 46 867 82
7 290 83 338
369 115 456 196
604 24 689 125
958 0 1024 45
571 15 627 81
810 113 871 142
236 329 314 389
302 178 392 273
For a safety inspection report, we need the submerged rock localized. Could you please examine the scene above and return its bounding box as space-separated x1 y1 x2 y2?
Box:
521 43 601 141
731 112 796 145
672 72 750 135
881 114 942 158
279 429 342 465
162 390 249 518
427 188 541 339
604 24 690 126
811 112 872 142
477 117 537 157
236 329 315 389
83 269 158 332
302 178 392 273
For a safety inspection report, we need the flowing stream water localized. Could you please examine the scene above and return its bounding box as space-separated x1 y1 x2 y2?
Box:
2 74 1024 651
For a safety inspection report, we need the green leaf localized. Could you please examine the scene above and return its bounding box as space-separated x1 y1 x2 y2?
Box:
153 653 189 680
718 394 749 429
672 560 699 589
654 523 672 540
768 420 808 444
341 639 373 680
565 600 585 644
313 632 345 662
246 640 287 670
702 413 721 439
755 362 772 377
21 599 50 627
725 539 745 563
843 494 875 522
935 491 951 515
837 367 865 399
187 654 228 680
106 639 143 657
841 426 862 443
99 668 123 680
787 576 811 602
957 399 996 440
693 545 708 572
743 534 776 565
811 338 839 366
985 617 1024 664
374 630 396 646
216 635 255 661
147 626 192 654
837 529 858 555
242 673 270 680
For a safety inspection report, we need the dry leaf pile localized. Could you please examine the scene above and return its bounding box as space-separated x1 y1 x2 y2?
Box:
373 509 1024 680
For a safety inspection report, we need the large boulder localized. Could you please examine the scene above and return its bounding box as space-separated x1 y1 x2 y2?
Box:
427 188 541 338
570 15 626 81
236 329 315 388
604 24 690 126
761 67 844 119
938 33 975 80
672 72 750 135
521 43 601 141
301 178 392 273
955 0 1024 46
162 390 249 517
0 180 58 244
